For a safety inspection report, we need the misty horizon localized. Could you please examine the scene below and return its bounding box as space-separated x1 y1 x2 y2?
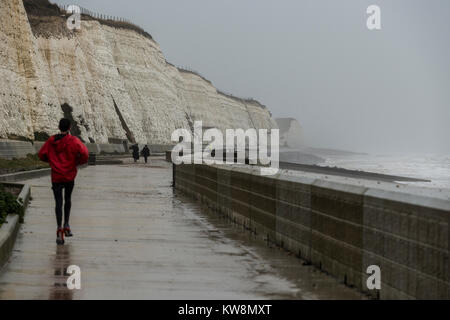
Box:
52 0 450 155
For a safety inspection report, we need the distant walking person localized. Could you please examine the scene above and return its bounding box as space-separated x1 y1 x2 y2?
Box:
141 145 151 164
130 144 140 162
38 119 89 245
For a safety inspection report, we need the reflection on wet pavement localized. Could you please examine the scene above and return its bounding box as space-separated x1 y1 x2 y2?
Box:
0 159 365 300
49 245 73 300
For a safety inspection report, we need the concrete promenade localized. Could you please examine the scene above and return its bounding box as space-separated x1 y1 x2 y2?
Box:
0 158 364 299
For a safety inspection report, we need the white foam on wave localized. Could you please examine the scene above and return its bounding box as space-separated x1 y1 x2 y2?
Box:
320 153 450 190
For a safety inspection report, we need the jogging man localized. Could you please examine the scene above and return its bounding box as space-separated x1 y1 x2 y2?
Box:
38 118 89 245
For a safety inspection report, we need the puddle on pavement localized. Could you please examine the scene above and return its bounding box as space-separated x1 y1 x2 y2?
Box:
172 191 368 300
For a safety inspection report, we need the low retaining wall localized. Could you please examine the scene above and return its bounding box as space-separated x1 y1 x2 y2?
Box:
0 183 31 268
86 143 127 154
0 164 88 183
0 168 52 183
174 163 450 300
0 140 35 159
149 144 175 154
39 142 126 155
1 140 128 159
33 141 45 153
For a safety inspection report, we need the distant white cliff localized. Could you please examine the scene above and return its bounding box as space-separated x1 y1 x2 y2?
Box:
276 118 306 149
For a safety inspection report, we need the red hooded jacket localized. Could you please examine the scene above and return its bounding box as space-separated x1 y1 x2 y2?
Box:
38 134 89 183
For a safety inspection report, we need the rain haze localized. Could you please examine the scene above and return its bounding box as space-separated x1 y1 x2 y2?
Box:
53 0 450 155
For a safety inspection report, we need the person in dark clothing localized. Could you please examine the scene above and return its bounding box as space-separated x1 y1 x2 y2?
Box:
38 118 89 245
141 145 151 164
52 181 74 233
130 144 140 162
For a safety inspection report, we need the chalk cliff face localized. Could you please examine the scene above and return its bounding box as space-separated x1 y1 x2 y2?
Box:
0 0 277 144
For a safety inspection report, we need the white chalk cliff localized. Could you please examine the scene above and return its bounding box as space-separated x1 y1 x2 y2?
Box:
0 0 277 145
276 118 306 149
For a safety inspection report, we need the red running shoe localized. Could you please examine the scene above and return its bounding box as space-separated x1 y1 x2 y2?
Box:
56 228 65 245
64 225 73 237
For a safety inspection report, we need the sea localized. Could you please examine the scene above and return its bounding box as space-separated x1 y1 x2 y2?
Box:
319 153 450 191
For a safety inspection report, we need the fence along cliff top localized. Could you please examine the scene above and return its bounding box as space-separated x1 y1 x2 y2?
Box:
57 3 153 40
22 0 152 40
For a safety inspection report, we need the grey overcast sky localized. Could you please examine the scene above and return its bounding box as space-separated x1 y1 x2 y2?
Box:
51 0 450 154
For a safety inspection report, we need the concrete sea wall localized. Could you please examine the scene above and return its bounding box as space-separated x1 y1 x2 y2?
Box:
174 163 450 299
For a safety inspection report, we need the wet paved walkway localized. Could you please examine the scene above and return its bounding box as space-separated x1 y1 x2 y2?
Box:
0 159 365 299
